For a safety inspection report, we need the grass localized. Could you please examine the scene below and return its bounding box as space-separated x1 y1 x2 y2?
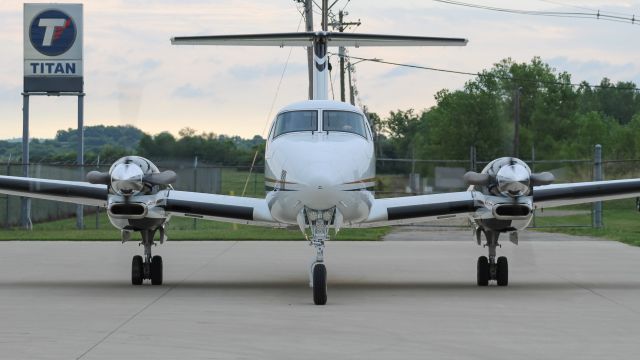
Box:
532 199 640 246
0 213 391 241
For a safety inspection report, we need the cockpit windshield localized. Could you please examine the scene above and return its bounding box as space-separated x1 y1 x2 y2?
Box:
322 111 367 138
273 110 318 138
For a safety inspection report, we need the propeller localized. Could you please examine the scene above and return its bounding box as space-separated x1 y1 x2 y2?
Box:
86 171 111 185
530 172 554 186
463 171 490 186
143 170 177 186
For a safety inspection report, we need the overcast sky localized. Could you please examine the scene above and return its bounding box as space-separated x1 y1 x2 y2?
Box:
0 0 638 139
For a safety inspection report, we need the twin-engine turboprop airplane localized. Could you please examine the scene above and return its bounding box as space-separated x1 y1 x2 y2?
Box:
1 29 640 305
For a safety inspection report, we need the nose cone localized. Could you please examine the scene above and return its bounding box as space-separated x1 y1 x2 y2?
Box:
496 164 530 197
111 163 144 196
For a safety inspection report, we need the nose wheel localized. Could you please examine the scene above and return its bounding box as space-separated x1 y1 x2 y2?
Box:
131 229 163 285
311 262 327 305
477 230 509 286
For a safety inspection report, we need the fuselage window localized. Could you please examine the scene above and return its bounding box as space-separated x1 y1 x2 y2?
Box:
273 110 318 138
322 111 367 138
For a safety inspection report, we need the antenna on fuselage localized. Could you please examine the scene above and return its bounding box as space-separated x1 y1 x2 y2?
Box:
171 23 468 102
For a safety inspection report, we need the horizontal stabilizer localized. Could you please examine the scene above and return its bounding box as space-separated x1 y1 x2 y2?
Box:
171 32 468 47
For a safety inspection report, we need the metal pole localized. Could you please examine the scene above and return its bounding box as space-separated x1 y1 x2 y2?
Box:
193 155 198 230
338 11 346 102
76 94 85 229
304 0 314 100
348 64 354 105
21 94 32 230
322 0 328 31
513 87 521 158
469 145 476 171
593 144 603 228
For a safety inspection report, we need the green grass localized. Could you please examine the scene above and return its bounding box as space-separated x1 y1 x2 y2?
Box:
533 199 640 246
0 213 390 241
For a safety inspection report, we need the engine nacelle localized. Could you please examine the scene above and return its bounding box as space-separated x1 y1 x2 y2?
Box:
464 157 554 197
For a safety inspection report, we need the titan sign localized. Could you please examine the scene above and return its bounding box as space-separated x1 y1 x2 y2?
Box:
23 4 83 92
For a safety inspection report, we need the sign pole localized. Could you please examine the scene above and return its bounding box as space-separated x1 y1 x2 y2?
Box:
76 93 84 229
21 93 32 230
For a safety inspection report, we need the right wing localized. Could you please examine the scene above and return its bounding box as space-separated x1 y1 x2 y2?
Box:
162 190 283 227
0 175 108 207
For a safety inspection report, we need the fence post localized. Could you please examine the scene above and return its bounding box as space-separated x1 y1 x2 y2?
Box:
193 156 198 230
593 144 603 228
469 145 476 171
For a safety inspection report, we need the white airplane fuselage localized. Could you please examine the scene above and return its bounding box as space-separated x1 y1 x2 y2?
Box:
264 100 376 225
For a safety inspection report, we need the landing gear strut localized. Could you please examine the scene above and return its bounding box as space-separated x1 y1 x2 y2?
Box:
131 229 163 285
307 209 332 305
477 230 508 286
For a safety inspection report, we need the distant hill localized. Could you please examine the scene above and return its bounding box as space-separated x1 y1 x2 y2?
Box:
0 125 144 163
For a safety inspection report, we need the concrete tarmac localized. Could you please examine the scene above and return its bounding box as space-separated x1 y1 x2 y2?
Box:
1 236 640 359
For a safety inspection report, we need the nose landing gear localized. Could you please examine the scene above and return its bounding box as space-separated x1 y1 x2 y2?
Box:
306 208 333 305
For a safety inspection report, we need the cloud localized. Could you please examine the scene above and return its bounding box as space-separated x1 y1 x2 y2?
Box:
545 56 640 85
172 83 208 98
228 62 305 81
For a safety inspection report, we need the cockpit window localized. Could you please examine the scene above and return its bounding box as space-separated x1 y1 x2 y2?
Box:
322 111 367 138
273 111 318 138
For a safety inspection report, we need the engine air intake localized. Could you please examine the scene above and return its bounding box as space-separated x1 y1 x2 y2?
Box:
493 204 532 218
109 203 148 218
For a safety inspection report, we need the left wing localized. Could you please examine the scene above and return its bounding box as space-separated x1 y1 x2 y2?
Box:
353 191 480 227
533 178 640 208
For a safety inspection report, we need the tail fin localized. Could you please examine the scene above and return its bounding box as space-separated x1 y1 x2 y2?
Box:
171 31 468 100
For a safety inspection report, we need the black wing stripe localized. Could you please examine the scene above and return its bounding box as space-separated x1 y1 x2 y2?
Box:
0 177 108 200
165 199 254 221
387 200 477 221
533 180 640 202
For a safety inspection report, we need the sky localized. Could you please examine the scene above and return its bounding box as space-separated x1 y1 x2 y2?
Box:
0 0 638 140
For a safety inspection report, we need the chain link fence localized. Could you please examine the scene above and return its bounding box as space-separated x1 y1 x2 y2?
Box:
1 146 635 229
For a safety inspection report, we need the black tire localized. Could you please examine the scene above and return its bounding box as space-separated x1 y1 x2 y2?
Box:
477 256 489 286
312 263 327 305
496 256 508 286
151 255 163 285
132 255 144 285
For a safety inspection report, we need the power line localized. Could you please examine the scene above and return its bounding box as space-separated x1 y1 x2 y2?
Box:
534 0 634 17
331 53 640 92
433 0 639 26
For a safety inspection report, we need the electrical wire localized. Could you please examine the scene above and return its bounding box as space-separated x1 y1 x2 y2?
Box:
331 53 640 92
433 0 638 25
241 13 304 197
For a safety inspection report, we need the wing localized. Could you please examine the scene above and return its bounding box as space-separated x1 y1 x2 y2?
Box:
533 178 640 208
0 175 108 207
353 191 480 227
171 32 467 47
163 190 282 227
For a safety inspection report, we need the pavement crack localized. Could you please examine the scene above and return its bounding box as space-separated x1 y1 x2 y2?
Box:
75 241 239 360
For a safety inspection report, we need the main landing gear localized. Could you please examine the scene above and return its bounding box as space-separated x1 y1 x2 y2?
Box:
477 230 508 287
131 229 163 286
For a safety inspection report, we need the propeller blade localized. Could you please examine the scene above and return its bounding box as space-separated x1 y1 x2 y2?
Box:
530 172 555 186
86 171 111 185
464 171 491 186
143 170 178 185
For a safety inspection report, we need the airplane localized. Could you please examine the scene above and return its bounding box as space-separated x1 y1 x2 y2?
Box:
1 30 640 306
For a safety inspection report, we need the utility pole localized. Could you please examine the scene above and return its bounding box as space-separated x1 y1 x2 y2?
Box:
329 11 360 103
322 0 328 31
339 11 345 102
299 0 314 100
513 87 522 158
